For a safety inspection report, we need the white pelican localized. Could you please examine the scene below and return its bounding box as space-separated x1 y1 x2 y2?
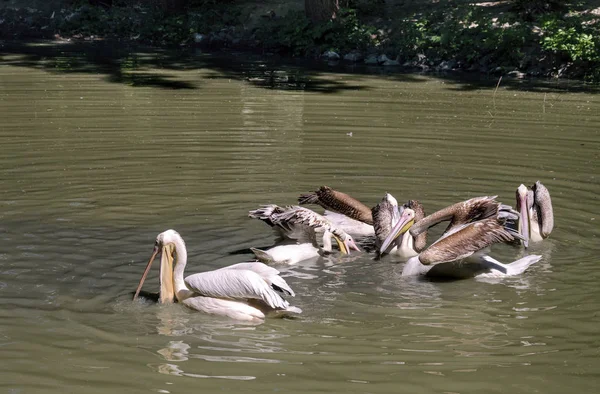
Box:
133 230 302 321
248 205 360 264
381 200 541 279
373 194 427 259
298 186 375 237
516 181 554 247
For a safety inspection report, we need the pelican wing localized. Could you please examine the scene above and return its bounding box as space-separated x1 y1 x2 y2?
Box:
410 196 500 237
217 262 295 296
458 195 499 220
249 205 318 244
274 206 332 231
419 219 519 265
323 210 374 237
498 204 519 221
372 197 395 245
185 269 290 310
298 186 373 225
280 207 362 244
248 204 286 227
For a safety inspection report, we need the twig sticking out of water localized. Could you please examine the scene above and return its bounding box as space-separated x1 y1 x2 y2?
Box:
493 76 502 103
543 92 547 114
489 76 503 123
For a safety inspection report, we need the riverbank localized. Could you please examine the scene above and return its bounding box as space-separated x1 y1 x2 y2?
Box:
1 1 599 80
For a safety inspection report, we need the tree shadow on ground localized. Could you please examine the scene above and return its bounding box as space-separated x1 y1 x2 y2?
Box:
1 39 598 95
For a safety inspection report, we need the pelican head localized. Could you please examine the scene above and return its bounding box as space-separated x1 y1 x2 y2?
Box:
331 230 361 254
133 229 181 303
379 208 416 254
158 229 182 245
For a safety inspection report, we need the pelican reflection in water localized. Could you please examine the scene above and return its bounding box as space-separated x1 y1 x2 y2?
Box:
133 230 301 322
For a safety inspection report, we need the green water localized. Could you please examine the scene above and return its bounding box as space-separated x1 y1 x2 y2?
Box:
1 42 599 394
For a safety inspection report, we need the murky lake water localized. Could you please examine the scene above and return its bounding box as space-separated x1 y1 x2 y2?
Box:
1 42 599 393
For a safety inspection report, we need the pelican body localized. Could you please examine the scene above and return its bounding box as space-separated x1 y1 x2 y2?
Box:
133 230 301 321
381 198 541 279
516 181 554 247
248 205 360 264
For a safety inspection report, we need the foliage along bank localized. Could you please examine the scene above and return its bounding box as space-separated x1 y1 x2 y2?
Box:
1 0 599 81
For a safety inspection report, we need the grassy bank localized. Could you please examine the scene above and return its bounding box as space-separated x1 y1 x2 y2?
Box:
1 0 599 80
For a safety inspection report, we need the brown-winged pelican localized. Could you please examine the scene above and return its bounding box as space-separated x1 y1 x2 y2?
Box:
248 205 360 264
516 181 554 247
299 186 374 237
133 230 301 321
381 200 541 278
381 195 515 257
373 194 427 258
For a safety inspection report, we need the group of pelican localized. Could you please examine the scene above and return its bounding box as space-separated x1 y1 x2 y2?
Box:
132 181 553 322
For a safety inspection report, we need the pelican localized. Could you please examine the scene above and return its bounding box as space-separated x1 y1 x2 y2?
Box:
298 186 375 237
373 194 427 258
133 230 302 322
381 200 541 278
516 181 554 247
248 205 360 264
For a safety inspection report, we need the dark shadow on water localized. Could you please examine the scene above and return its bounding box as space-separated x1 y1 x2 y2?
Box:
132 290 160 303
228 246 270 256
1 39 598 94
1 41 198 90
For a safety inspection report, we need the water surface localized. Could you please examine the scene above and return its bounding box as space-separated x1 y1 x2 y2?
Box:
1 43 599 394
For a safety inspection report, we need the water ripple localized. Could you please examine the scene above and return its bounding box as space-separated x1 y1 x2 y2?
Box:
0 53 598 393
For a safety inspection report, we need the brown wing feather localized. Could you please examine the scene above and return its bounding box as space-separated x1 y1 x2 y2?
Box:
419 219 518 265
410 196 497 236
299 186 373 225
445 196 500 232
298 192 320 205
277 206 353 241
372 198 394 244
275 206 331 230
248 205 286 227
